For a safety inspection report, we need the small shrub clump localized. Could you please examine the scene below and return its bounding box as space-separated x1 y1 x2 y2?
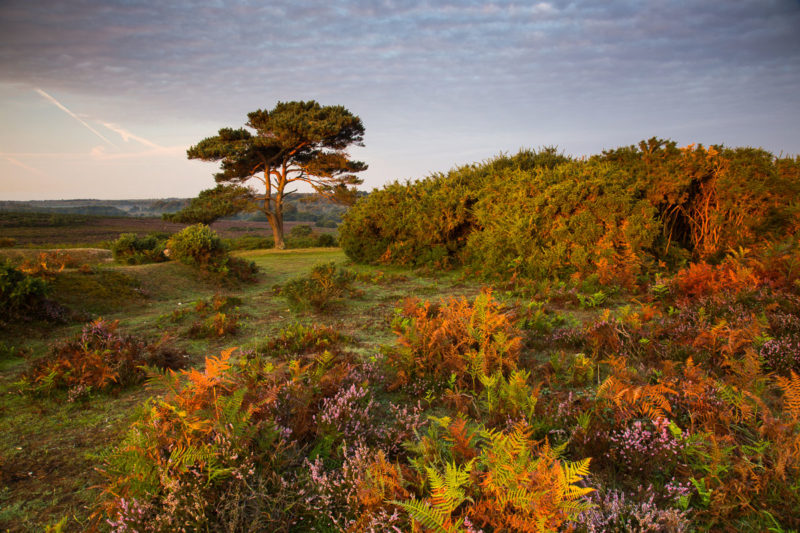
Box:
166 224 228 270
281 262 357 312
166 224 258 282
20 318 186 398
158 294 244 338
111 233 168 264
254 322 346 358
0 260 64 323
187 311 241 338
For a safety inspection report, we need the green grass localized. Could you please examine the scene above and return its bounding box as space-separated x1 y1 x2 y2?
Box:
0 248 487 531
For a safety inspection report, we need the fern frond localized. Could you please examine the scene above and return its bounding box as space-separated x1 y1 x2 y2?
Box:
776 370 800 421
394 498 462 533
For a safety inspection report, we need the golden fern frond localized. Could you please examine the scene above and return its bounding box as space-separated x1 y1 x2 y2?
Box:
562 457 592 486
776 370 800 421
427 462 471 515
596 374 619 399
394 498 460 533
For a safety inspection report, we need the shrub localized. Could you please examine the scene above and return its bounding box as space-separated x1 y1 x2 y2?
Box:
282 262 357 312
20 319 186 398
575 489 690 532
0 260 52 322
340 141 800 283
98 347 359 530
284 235 318 248
111 233 167 264
289 224 313 238
160 295 245 338
254 322 346 358
759 336 800 375
607 418 687 482
225 255 260 282
339 177 476 268
465 160 659 286
0 237 16 247
166 224 258 281
166 224 228 271
316 233 336 247
19 250 81 277
388 290 522 392
187 311 241 338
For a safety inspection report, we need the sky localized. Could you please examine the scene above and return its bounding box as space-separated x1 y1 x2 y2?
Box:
1 0 799 200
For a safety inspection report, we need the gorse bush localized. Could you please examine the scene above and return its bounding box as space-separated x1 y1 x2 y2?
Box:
111 233 168 264
339 147 569 269
281 262 357 312
465 160 659 286
166 224 258 281
166 223 228 271
0 260 49 322
340 141 800 283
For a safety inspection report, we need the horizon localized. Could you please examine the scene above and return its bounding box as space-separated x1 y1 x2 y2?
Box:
2 0 799 201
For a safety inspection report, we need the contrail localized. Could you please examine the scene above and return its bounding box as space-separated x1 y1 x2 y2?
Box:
3 155 48 177
101 122 162 149
34 88 118 147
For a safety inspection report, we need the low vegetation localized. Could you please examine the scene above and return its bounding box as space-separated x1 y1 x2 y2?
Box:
110 233 168 264
2 139 800 532
19 319 186 399
280 261 358 312
166 224 259 282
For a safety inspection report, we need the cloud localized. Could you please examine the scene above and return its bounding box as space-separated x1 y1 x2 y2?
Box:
0 0 792 119
1 0 798 199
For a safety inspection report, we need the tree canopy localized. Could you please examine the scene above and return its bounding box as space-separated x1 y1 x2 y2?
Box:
163 184 254 225
185 101 367 248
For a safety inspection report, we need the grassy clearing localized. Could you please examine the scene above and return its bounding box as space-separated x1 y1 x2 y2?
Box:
0 248 486 531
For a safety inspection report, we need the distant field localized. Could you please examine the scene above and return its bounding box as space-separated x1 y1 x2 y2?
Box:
0 213 333 246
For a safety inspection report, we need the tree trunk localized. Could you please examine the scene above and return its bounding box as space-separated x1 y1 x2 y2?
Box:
266 212 285 249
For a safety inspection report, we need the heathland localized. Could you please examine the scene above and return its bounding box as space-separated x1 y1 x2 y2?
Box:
2 139 800 532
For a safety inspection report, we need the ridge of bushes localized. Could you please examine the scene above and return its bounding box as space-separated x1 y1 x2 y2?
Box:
340 139 800 285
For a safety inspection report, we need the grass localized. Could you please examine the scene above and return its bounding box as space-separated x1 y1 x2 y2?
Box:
0 247 487 531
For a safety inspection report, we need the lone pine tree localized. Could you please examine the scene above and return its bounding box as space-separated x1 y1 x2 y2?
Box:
186 101 366 248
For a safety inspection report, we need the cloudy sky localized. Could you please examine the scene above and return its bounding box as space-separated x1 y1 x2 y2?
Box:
1 0 798 200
